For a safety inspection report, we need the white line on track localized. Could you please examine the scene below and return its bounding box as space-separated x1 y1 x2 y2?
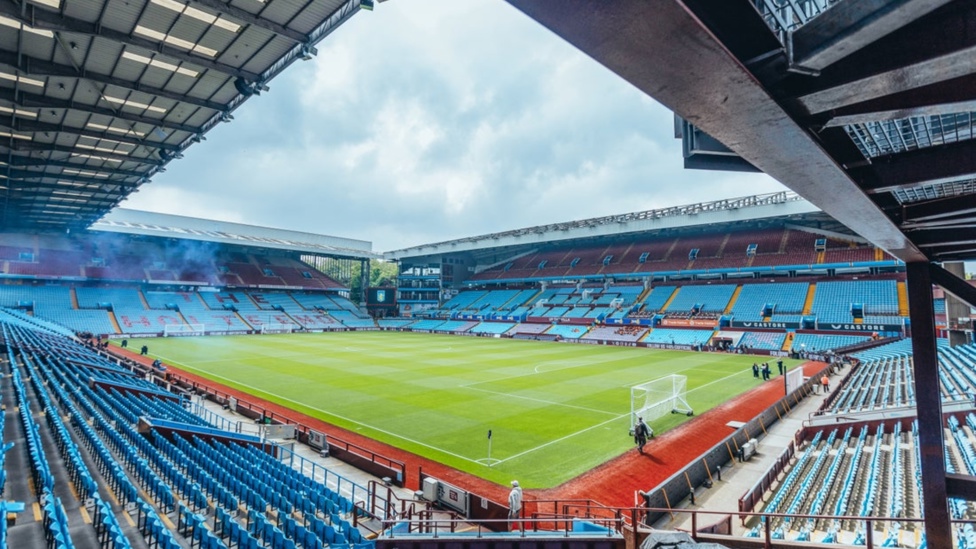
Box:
462 386 617 416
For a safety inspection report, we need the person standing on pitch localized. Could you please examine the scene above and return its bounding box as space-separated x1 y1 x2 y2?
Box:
634 417 652 454
508 480 523 531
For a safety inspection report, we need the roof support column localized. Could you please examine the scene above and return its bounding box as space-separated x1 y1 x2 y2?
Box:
906 261 951 547
360 259 370 306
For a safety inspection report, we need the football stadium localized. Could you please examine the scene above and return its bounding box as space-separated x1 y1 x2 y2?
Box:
1 1 975 549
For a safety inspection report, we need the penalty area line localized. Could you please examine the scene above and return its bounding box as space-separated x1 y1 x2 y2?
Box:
493 413 629 465
462 386 618 416
153 361 486 465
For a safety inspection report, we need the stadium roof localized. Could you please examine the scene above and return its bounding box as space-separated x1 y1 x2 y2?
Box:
505 0 976 264
384 191 860 261
93 208 375 258
0 0 366 231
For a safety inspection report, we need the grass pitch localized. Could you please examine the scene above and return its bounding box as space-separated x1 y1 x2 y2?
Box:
130 332 797 487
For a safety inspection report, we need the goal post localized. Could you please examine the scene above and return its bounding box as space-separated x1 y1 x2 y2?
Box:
630 374 693 428
163 323 205 337
260 323 296 334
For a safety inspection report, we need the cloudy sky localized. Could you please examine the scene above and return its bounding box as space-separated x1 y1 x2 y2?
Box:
121 0 785 252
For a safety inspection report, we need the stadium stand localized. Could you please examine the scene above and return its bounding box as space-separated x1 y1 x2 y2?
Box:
0 311 377 549
755 417 976 544
737 331 788 351
643 328 714 346
791 333 871 353
664 284 737 314
810 280 900 324
468 228 892 282
581 325 648 343
546 325 590 339
469 322 517 335
730 282 809 321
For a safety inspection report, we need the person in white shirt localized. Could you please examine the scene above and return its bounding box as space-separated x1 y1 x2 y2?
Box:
508 480 523 531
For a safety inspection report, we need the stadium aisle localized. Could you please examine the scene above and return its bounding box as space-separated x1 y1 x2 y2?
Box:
651 361 850 534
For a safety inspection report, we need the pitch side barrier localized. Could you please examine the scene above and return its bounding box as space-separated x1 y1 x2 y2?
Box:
637 363 830 526
101 346 408 487
161 368 407 486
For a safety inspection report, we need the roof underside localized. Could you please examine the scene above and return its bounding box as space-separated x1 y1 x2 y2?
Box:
93 207 375 259
0 0 363 231
394 200 857 265
504 0 976 263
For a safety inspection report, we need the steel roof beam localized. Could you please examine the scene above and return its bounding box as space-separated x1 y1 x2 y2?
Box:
4 169 138 188
906 227 976 248
928 245 976 260
821 74 976 128
3 155 148 177
795 1 976 114
504 0 926 263
187 0 307 43
0 88 202 135
790 0 953 72
3 118 178 152
852 140 976 194
0 0 260 81
947 473 976 500
6 141 162 166
902 194 976 224
0 50 228 113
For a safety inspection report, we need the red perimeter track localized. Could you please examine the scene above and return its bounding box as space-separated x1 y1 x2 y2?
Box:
117 347 821 509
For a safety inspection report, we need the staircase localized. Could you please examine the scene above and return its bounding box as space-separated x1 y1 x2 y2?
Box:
660 287 680 312
108 311 121 333
815 250 826 264
782 331 794 351
724 285 743 315
897 281 909 316
802 283 816 315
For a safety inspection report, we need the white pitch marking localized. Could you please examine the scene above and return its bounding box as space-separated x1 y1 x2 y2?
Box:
463 386 617 416
149 359 486 464
494 413 630 465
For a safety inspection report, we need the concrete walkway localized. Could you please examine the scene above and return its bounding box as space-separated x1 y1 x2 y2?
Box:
651 364 846 535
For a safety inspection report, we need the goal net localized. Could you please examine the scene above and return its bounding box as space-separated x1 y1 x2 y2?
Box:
163 323 205 337
260 323 296 334
630 374 693 427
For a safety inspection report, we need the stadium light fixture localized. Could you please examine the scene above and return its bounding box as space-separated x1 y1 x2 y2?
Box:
149 0 240 33
76 142 132 155
0 130 32 141
134 25 219 57
102 95 167 114
27 0 60 10
122 51 199 78
86 121 146 138
70 153 122 163
0 71 45 89
361 0 374 10
299 44 317 61
0 105 37 118
0 15 54 38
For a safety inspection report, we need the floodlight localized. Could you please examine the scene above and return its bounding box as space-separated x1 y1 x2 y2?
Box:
361 0 373 10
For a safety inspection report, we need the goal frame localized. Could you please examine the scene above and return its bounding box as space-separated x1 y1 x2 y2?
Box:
162 323 205 337
630 374 693 428
260 323 297 335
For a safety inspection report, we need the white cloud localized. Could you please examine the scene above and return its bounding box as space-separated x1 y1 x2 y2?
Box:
122 0 786 252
